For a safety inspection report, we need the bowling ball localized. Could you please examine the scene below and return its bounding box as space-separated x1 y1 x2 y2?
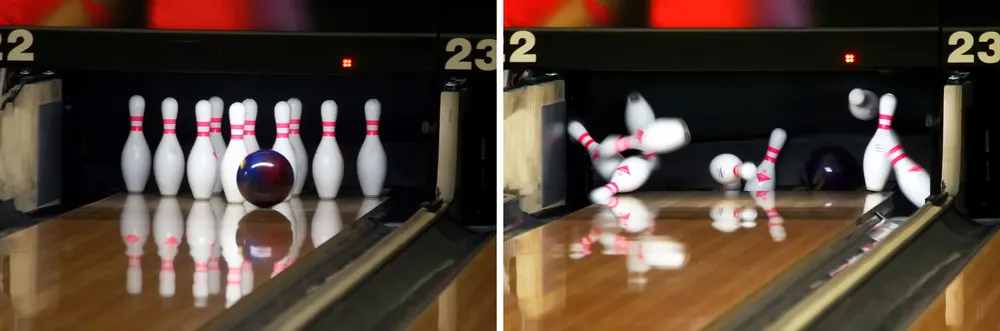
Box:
236 209 292 265
237 150 295 208
805 146 863 190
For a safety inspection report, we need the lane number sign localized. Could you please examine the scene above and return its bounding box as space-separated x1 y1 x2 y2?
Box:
445 31 537 71
0 29 35 63
947 30 1000 64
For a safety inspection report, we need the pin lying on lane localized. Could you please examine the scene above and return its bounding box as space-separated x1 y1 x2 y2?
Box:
567 120 621 181
709 153 757 186
864 93 897 191
744 128 786 191
122 95 151 193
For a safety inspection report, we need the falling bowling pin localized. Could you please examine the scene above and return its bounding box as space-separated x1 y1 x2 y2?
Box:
588 156 655 205
848 88 879 121
221 103 248 203
153 98 185 196
313 100 345 199
567 121 621 181
624 92 656 136
864 94 897 191
709 154 757 185
288 98 309 196
209 97 227 194
243 99 260 153
358 99 387 197
744 128 787 191
597 118 691 157
886 143 931 207
187 100 218 200
122 95 151 193
272 102 298 202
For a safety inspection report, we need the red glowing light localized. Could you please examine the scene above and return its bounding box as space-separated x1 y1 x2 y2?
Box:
844 53 856 64
342 58 353 68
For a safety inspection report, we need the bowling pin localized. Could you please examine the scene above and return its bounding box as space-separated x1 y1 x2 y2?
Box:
122 95 151 193
288 98 309 196
709 154 757 185
209 97 227 194
567 121 622 181
864 94 897 191
312 200 343 247
597 118 691 157
624 92 656 136
187 100 218 200
153 98 185 196
219 203 246 308
221 103 248 204
121 194 150 295
848 88 879 121
272 102 299 202
243 99 260 153
313 100 345 199
588 156 655 205
744 128 787 191
186 200 216 308
886 143 931 207
153 197 184 298
358 99 387 197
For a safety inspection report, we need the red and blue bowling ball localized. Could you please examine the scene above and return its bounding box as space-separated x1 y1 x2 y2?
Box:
237 150 295 208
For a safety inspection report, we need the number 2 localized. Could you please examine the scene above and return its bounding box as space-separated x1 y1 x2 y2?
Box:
445 38 473 70
0 29 35 62
508 31 536 63
948 31 975 64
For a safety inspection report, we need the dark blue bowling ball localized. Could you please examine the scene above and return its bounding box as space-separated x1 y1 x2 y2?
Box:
237 150 295 208
805 146 863 190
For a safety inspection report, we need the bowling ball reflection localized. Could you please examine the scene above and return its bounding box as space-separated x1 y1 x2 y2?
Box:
806 146 863 191
236 209 292 265
237 150 295 208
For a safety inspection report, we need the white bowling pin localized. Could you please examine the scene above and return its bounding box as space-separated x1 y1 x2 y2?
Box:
864 94 897 191
209 97 227 194
243 99 260 154
886 143 931 207
709 154 757 185
744 128 787 191
221 103 248 203
122 95 151 193
188 100 218 200
153 197 183 298
121 194 150 295
313 100 345 199
597 118 690 157
153 98 185 196
186 200 216 308
219 203 246 307
358 99 387 197
272 102 298 202
624 92 656 136
588 156 655 205
848 88 879 121
288 98 309 196
312 200 344 247
567 121 621 181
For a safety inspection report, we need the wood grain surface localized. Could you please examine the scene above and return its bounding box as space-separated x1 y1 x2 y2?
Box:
408 238 497 331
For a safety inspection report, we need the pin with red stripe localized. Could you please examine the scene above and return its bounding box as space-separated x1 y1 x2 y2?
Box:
744 128 787 191
358 99 387 198
187 100 220 200
220 102 248 203
589 156 655 205
313 100 345 199
567 120 623 181
863 93 898 192
272 102 299 202
122 95 151 193
153 97 185 196
885 142 931 207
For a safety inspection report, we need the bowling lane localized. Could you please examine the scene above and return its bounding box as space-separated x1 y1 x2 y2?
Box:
503 191 875 331
406 238 497 331
908 227 1000 331
0 194 384 331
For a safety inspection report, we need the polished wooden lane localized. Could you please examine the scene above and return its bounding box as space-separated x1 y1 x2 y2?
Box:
909 227 1000 331
0 194 384 331
504 191 876 331
407 238 497 331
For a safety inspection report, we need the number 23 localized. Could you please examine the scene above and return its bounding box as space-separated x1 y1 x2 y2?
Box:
445 31 537 71
948 31 1000 64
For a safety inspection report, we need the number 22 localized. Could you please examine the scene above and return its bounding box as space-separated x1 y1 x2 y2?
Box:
0 29 35 62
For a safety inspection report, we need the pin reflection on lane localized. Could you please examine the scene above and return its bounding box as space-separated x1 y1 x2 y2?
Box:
187 200 217 307
752 191 786 242
121 194 150 295
570 195 688 290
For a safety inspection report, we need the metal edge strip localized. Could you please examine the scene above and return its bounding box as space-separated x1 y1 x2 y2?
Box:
261 206 443 331
765 199 949 331
706 193 895 330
